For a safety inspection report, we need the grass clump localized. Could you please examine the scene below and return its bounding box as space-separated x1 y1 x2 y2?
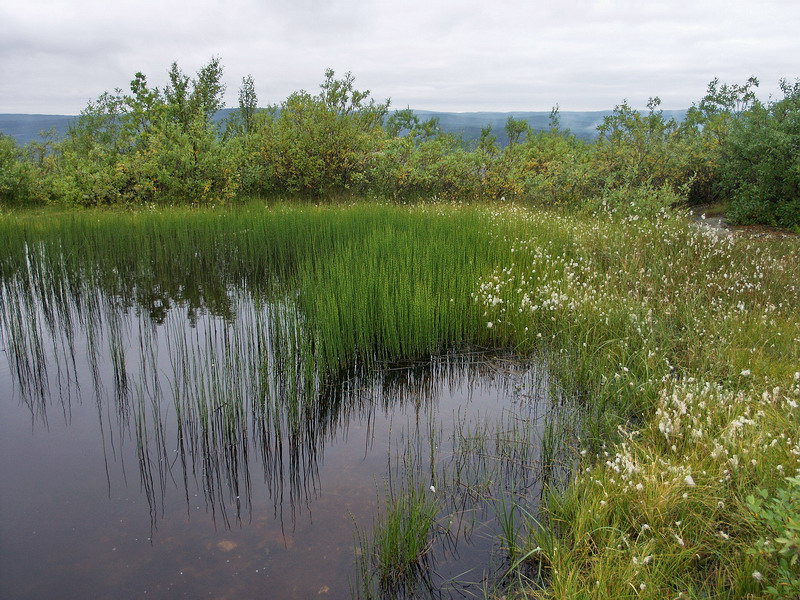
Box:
374 488 440 581
354 486 441 598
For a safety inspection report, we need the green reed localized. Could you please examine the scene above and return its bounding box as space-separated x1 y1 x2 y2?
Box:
0 203 580 596
0 204 518 381
5 201 795 598
354 485 442 598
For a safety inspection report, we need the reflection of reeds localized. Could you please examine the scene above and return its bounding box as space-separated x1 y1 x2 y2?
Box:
348 352 575 597
0 205 579 596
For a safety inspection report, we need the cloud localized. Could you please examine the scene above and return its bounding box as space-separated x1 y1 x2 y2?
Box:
1 0 797 114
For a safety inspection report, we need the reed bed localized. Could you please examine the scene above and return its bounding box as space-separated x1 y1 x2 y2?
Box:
1 201 798 598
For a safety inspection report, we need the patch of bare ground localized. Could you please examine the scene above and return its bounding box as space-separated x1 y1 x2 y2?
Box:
690 205 798 239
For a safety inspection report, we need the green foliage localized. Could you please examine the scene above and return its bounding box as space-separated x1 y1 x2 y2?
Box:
132 116 240 205
478 124 498 155
236 74 258 136
370 134 482 200
227 108 278 196
247 69 389 196
548 103 562 133
384 108 441 141
746 477 800 598
721 80 800 230
45 58 237 206
164 57 225 127
595 97 685 190
688 76 760 141
518 130 595 206
0 134 40 206
679 76 761 205
7 63 796 226
504 115 530 148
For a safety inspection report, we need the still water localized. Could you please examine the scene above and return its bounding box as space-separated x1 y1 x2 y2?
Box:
1 278 568 599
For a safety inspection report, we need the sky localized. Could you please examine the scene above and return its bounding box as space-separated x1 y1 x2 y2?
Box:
1 0 798 115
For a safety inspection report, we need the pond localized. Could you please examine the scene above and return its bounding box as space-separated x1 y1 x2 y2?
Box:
0 216 576 599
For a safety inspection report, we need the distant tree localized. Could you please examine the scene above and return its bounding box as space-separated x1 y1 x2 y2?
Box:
504 116 529 148
238 74 258 135
679 76 761 203
548 104 561 134
478 124 498 156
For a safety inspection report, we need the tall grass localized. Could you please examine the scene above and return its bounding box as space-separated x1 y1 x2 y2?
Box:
354 485 441 599
2 201 798 598
468 206 800 598
0 203 520 375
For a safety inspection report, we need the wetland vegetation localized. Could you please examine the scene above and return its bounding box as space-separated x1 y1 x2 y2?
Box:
1 60 799 599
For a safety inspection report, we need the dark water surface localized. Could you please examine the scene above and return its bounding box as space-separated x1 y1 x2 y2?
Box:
1 280 565 599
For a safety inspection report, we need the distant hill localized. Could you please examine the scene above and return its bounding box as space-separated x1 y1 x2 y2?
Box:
0 114 76 145
413 109 687 145
1 109 687 147
0 110 239 145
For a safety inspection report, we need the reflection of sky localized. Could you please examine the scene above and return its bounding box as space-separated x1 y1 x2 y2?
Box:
2 0 798 113
0 287 560 599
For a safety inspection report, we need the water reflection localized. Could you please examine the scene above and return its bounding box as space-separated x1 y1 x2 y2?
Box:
0 253 574 599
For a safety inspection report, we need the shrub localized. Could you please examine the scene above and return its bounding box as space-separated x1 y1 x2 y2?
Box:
721 80 800 230
0 134 39 207
746 477 800 598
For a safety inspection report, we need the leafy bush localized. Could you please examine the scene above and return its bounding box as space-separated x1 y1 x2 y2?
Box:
0 134 39 206
260 70 388 196
746 477 800 598
369 134 482 200
594 98 687 190
46 59 239 206
10 63 797 224
721 80 800 230
679 76 761 205
522 131 596 206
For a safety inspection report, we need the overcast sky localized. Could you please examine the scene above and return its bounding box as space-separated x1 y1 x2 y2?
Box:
1 0 798 114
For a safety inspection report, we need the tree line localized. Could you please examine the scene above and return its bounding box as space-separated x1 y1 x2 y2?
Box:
1 59 797 229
